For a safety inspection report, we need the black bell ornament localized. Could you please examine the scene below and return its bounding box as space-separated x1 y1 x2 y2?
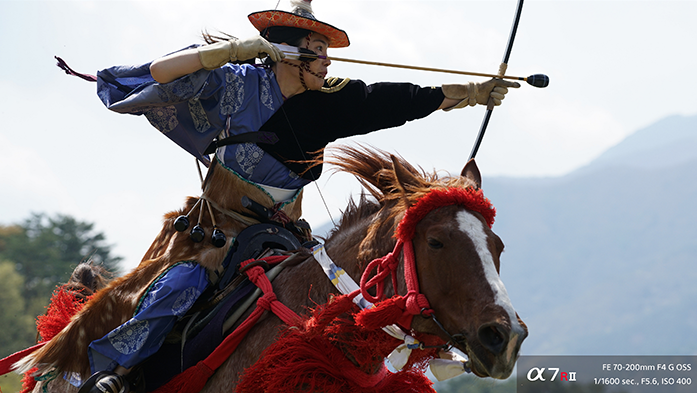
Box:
190 225 205 243
174 215 190 232
211 228 227 248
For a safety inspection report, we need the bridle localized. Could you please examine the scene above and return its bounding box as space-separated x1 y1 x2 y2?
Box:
358 186 496 349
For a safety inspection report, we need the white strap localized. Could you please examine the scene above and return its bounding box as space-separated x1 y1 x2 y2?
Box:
311 243 468 378
430 351 470 381
312 243 418 369
312 243 371 309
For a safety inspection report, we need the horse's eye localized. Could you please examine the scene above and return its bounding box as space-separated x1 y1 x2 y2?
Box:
427 238 443 249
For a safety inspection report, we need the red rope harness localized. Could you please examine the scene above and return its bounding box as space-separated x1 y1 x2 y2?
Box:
360 239 432 329
358 187 495 330
154 255 298 393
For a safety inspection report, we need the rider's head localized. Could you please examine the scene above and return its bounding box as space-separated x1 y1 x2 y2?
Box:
249 1 347 91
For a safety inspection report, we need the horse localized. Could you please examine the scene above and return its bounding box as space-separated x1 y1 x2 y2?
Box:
17 145 527 392
198 145 528 391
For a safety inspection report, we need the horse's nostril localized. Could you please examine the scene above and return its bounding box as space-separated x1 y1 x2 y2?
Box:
478 324 508 354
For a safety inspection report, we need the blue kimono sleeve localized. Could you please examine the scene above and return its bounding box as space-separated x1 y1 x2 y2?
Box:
88 262 210 372
96 52 223 163
96 49 283 165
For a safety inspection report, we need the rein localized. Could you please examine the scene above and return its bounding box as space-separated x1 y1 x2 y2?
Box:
358 186 496 338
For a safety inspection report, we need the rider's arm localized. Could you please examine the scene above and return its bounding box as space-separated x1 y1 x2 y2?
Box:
150 48 203 84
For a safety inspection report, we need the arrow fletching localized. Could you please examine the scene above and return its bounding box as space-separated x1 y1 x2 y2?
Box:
273 43 321 62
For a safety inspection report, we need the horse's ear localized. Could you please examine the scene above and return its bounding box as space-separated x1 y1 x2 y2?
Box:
391 154 420 192
461 158 482 189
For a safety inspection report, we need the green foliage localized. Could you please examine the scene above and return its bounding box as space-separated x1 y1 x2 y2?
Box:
0 262 35 355
0 213 121 318
0 213 122 366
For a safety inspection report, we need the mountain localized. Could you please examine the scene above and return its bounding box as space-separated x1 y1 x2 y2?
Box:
483 113 697 355
579 114 697 172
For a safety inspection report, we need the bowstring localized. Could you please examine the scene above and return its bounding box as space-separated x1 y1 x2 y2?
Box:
279 107 337 227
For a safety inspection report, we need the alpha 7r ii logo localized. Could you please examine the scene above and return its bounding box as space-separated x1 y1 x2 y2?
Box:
526 367 577 382
518 355 696 393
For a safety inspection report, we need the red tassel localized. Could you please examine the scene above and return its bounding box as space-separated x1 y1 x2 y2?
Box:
355 297 407 330
396 187 495 242
0 286 88 391
19 367 38 393
378 369 435 393
236 295 383 393
154 361 213 393
36 288 87 341
236 294 439 393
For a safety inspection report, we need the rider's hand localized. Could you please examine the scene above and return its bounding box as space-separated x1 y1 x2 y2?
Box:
441 79 520 110
477 78 520 105
197 35 285 70
234 35 284 62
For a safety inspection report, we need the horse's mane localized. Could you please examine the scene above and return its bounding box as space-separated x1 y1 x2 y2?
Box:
324 193 379 240
324 145 476 262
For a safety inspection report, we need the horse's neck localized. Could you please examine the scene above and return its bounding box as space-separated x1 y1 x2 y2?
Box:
202 159 303 222
325 202 406 298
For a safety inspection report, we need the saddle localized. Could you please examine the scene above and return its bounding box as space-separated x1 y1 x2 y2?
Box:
133 223 309 392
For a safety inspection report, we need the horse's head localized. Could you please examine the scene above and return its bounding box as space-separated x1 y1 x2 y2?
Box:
65 261 111 299
327 145 527 379
391 156 527 380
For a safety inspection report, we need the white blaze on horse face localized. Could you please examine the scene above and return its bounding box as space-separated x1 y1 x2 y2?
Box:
456 211 522 332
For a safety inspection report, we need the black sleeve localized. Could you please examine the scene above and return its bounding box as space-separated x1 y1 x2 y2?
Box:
320 79 445 139
258 79 445 180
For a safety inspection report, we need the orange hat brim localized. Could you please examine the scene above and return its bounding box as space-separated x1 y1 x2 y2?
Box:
248 10 350 48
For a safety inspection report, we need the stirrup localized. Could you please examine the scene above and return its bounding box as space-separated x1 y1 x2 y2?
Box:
78 371 129 393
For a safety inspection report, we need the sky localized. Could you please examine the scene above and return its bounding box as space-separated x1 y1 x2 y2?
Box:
1 0 696 271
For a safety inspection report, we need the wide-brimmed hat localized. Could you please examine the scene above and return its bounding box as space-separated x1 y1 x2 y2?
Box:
248 0 350 48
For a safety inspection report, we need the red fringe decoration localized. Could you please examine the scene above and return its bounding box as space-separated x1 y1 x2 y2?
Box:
397 187 495 242
19 367 38 393
236 294 440 393
19 286 89 393
36 287 89 341
354 296 407 331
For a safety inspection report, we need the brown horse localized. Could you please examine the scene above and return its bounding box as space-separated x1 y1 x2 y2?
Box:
199 146 528 391
19 146 527 392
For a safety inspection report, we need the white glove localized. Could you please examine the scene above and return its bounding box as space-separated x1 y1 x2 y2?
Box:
197 35 284 70
442 78 520 110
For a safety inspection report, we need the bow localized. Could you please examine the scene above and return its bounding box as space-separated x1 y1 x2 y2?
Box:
469 0 526 160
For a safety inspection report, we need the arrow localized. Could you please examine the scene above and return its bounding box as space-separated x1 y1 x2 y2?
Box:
273 43 548 88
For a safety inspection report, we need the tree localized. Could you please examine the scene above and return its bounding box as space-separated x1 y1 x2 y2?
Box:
0 261 35 355
0 213 122 318
0 214 121 390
